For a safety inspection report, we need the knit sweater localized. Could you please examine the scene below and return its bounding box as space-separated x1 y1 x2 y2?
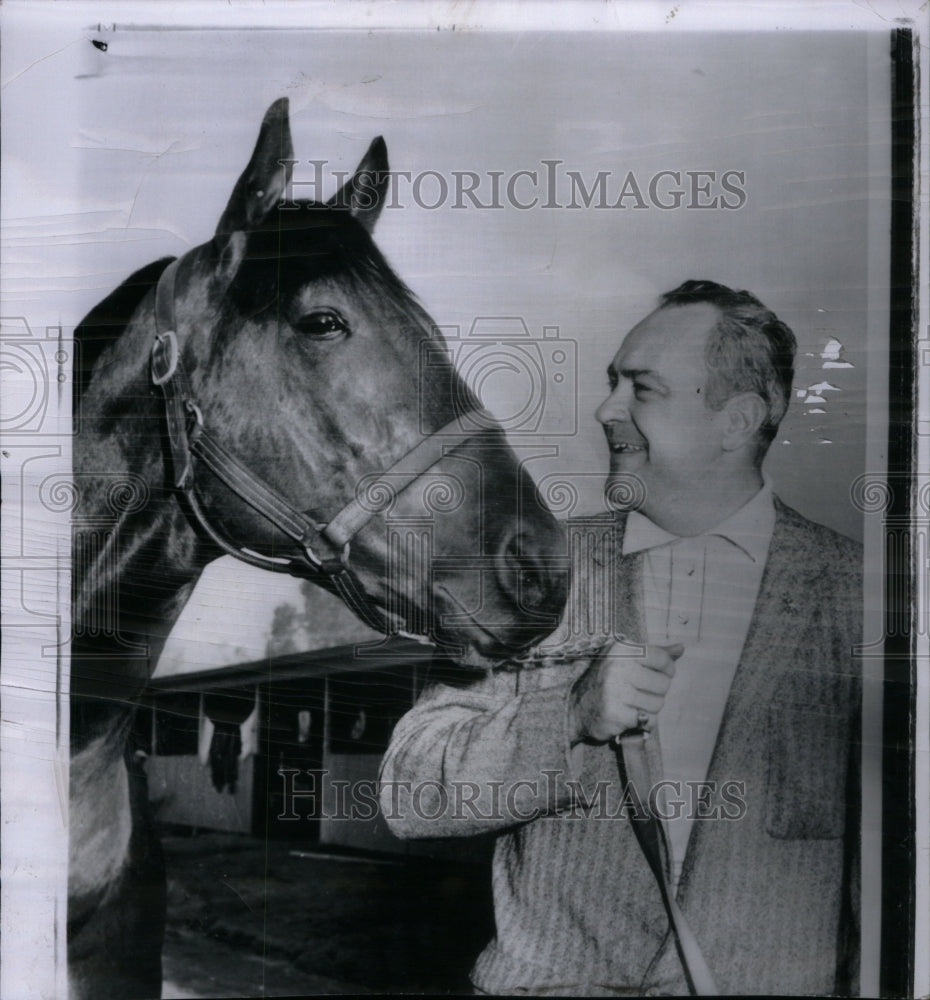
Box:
379 500 861 996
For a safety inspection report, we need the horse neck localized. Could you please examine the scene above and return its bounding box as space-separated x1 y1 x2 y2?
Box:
72 278 209 743
72 497 204 667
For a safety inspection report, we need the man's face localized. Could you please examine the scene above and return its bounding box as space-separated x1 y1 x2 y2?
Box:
595 302 730 517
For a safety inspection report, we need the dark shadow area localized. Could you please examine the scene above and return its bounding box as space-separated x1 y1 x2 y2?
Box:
161 830 495 995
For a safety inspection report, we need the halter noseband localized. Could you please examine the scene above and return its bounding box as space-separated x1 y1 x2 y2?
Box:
150 256 494 637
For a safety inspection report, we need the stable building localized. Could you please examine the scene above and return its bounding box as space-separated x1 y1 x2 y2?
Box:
136 634 492 865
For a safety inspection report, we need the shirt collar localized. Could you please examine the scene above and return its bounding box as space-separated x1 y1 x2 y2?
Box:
622 476 775 563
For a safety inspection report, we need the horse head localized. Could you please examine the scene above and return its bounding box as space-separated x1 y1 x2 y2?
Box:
76 98 568 675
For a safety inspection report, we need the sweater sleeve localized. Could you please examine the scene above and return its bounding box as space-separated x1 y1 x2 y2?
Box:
379 665 583 839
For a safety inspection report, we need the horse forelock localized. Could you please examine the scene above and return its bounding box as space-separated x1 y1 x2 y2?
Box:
239 201 419 308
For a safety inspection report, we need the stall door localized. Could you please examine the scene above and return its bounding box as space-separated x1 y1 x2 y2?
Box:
261 679 325 840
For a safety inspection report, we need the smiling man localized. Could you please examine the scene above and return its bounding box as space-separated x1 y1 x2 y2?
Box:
599 289 790 536
381 280 862 996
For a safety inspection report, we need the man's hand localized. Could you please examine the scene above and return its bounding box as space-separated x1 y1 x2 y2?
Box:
568 641 684 744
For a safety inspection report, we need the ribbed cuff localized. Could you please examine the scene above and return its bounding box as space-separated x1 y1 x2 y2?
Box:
509 680 581 811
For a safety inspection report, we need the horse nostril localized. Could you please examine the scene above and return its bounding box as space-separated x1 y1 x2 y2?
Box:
513 562 544 608
496 530 561 615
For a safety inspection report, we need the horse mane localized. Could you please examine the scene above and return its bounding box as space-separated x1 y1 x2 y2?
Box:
74 256 175 416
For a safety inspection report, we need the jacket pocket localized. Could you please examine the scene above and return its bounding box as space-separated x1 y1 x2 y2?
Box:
764 672 854 840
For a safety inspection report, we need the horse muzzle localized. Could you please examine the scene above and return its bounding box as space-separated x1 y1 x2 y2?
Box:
422 516 569 665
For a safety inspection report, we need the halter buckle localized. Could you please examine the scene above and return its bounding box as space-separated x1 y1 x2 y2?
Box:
185 400 204 441
151 330 180 386
300 541 324 570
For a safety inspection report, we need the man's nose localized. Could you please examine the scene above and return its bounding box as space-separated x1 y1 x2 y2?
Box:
595 384 632 425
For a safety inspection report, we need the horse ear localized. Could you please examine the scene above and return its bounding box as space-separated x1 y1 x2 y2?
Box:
327 137 389 232
216 98 295 236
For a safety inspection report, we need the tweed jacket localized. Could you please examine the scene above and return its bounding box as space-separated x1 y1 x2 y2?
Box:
380 498 861 996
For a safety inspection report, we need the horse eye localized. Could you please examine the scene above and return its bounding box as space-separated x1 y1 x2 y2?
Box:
295 309 349 340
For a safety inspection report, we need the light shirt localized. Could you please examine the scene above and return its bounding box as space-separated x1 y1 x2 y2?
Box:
621 479 776 886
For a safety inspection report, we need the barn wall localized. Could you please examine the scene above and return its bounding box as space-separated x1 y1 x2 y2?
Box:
148 755 254 835
143 655 492 863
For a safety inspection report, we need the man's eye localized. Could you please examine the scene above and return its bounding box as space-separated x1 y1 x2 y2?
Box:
295 309 349 340
634 382 651 395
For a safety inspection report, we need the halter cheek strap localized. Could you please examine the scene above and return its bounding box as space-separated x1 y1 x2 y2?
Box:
150 255 493 636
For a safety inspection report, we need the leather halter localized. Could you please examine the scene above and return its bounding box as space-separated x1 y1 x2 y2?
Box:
150 256 494 637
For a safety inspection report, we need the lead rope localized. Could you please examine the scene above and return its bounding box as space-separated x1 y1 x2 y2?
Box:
617 732 718 996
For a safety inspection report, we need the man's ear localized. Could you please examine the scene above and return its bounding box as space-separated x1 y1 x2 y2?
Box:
721 392 767 452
